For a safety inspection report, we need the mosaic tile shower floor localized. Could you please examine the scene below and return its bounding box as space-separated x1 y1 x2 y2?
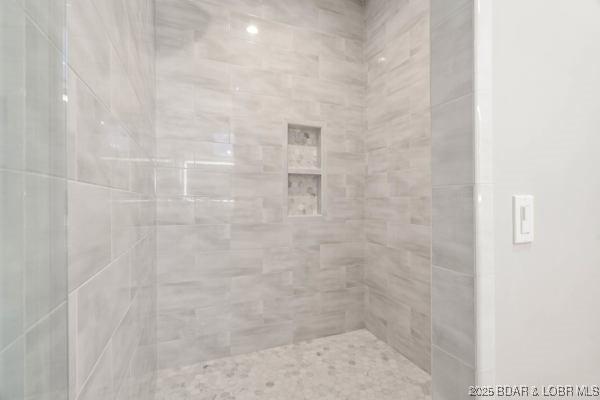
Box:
155 330 431 400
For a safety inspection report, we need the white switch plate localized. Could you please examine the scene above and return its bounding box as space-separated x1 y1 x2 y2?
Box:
513 195 534 244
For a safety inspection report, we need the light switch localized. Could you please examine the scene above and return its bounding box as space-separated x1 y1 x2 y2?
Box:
513 195 534 244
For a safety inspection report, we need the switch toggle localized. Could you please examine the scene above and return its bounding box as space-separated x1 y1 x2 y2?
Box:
513 195 534 244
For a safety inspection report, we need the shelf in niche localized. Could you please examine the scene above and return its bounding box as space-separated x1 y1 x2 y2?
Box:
288 168 322 175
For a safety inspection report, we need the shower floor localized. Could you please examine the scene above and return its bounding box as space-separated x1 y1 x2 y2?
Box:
155 329 431 400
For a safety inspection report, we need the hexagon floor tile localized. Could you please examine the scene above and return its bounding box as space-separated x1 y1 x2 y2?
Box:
156 329 431 400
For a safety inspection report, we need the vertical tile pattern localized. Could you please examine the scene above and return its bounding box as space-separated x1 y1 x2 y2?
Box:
0 1 69 399
155 0 367 370
66 0 158 399
364 0 432 373
430 0 478 397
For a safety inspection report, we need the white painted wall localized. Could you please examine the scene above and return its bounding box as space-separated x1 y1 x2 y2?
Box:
490 0 600 385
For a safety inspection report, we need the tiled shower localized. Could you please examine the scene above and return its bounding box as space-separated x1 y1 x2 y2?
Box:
1 0 479 399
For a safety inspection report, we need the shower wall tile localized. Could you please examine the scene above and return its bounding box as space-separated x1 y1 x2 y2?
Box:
76 344 114 400
67 0 157 398
0 1 26 172
432 186 475 275
24 175 67 328
158 224 231 253
24 0 66 50
111 190 145 258
68 72 132 189
432 266 475 367
364 0 431 373
111 305 138 394
431 1 474 107
25 19 67 177
68 0 112 107
431 94 475 186
0 2 70 398
231 224 292 249
263 0 319 28
157 334 230 370
0 171 24 350
294 311 347 342
156 0 366 369
431 0 478 395
432 345 475 400
76 254 131 389
24 305 68 400
0 339 24 399
68 182 111 291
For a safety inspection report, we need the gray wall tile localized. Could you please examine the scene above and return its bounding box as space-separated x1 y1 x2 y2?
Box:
24 18 67 177
0 171 24 349
364 0 432 373
66 0 158 397
432 266 475 367
432 345 475 400
432 186 475 275
430 0 478 394
0 3 70 398
156 0 368 370
24 305 68 399
76 254 131 390
431 1 474 107
432 95 475 186
0 338 24 399
68 181 111 291
24 175 67 329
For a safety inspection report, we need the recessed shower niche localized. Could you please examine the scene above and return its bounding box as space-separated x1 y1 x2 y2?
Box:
287 124 323 216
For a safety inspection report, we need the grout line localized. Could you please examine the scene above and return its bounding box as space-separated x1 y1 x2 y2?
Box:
69 231 151 295
66 65 156 169
432 264 476 278
74 287 142 399
432 343 477 371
